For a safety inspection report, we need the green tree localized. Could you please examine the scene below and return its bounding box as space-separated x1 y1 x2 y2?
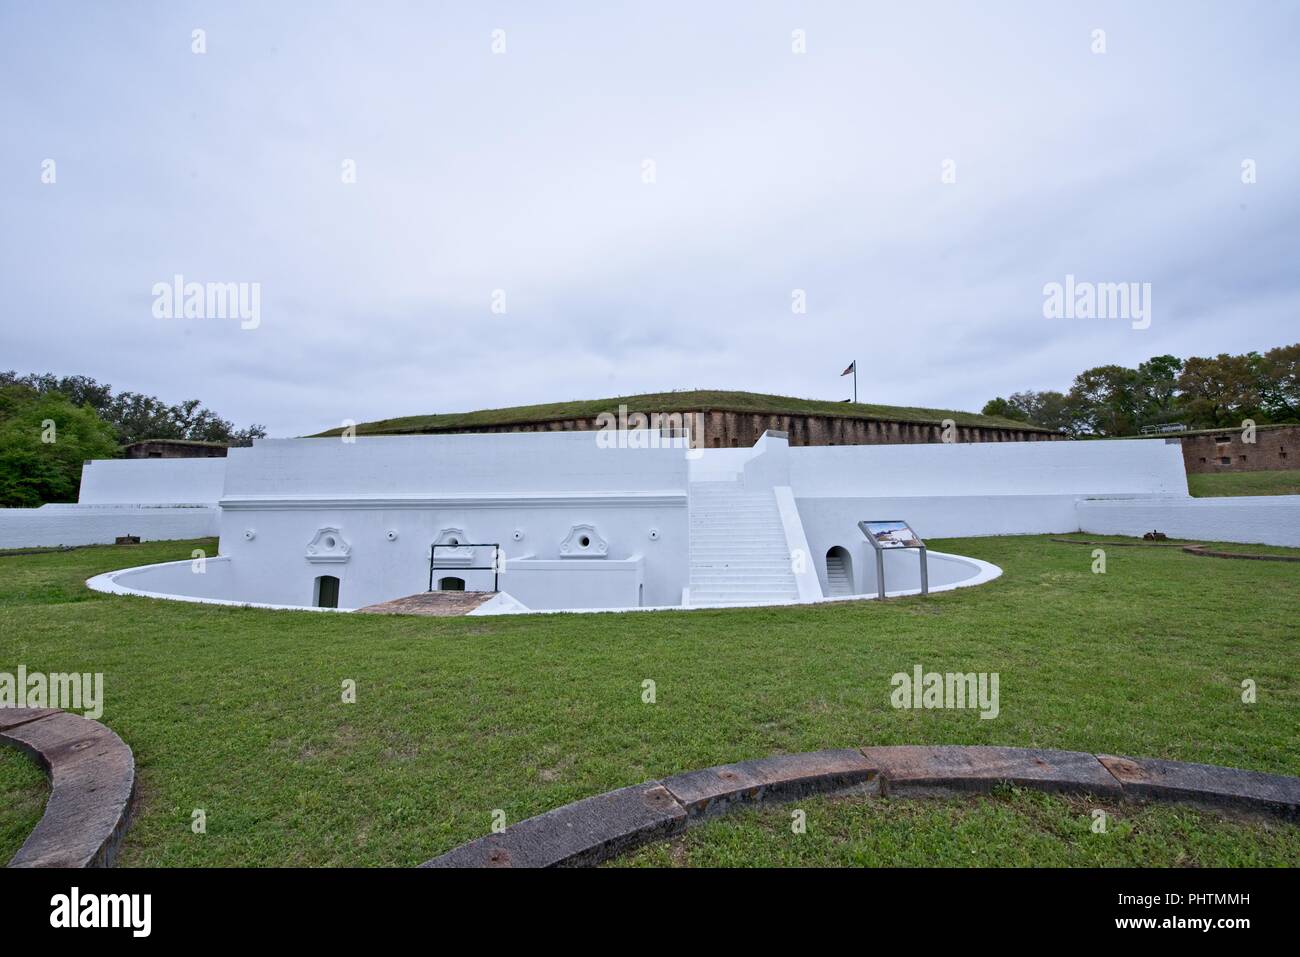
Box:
1133 355 1183 427
0 371 266 447
1257 343 1299 421
0 384 120 507
983 391 1077 433
1175 353 1260 428
1067 365 1141 435
981 397 1029 422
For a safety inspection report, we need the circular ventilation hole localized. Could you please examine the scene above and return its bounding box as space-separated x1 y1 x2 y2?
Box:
324 536 337 549
579 535 591 548
448 537 459 546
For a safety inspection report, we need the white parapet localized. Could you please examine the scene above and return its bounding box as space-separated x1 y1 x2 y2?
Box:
78 458 227 504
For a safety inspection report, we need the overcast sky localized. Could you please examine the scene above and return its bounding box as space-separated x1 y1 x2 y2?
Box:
2 1 1297 436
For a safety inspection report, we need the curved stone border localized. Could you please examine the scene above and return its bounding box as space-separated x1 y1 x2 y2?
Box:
1050 537 1300 563
0 708 137 868
421 745 1300 867
1181 544 1300 563
1049 537 1187 547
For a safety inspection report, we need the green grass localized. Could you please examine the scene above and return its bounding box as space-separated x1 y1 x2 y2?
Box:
0 534 1296 867
1188 469 1300 498
0 746 47 863
613 789 1300 867
309 389 1049 437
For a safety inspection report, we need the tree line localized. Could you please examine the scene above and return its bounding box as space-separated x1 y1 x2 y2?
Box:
0 371 266 507
982 343 1299 436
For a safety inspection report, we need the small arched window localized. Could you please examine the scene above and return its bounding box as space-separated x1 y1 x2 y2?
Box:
438 576 466 592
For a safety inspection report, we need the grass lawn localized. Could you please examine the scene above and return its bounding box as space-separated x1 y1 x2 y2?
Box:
613 789 1300 867
1188 469 1300 497
0 746 46 861
1 534 1297 867
309 389 1045 436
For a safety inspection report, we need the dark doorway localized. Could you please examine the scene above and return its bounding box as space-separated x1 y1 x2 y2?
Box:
315 575 340 608
437 576 466 591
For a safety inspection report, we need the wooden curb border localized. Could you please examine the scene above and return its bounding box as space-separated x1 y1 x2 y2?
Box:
0 708 137 868
421 745 1300 868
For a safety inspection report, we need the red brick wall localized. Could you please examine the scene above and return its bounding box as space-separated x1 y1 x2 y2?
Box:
1173 425 1297 473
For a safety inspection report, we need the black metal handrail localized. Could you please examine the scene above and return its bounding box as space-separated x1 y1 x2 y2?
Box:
428 543 502 592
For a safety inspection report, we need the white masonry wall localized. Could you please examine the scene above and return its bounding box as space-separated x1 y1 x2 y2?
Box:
78 458 227 504
0 504 220 549
215 433 690 609
788 438 1189 595
1077 495 1300 547
0 458 226 549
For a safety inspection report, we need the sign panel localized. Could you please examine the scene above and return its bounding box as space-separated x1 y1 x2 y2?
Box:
861 520 923 549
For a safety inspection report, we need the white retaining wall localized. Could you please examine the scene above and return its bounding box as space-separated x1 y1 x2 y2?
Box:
788 439 1188 498
215 432 689 609
1077 495 1300 548
0 504 219 549
786 437 1189 596
0 457 225 549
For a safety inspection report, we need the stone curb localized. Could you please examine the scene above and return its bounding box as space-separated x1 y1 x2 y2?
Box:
420 782 685 868
661 748 878 819
1098 754 1300 819
0 709 138 868
1048 538 1187 548
861 745 1123 798
420 745 1300 868
1181 544 1300 563
1050 538 1300 563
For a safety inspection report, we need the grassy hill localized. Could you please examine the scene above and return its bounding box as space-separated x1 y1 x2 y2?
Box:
310 389 1052 437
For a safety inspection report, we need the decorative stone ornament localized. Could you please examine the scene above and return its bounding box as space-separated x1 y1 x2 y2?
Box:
648 528 660 541
306 526 351 563
559 523 608 558
385 530 399 542
243 529 256 541
512 529 524 542
432 527 474 566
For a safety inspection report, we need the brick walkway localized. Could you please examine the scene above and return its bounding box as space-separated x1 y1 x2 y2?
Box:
355 591 497 616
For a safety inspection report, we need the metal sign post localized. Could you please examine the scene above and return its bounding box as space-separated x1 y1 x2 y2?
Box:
857 520 928 600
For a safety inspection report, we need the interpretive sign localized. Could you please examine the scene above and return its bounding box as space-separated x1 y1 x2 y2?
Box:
858 520 928 599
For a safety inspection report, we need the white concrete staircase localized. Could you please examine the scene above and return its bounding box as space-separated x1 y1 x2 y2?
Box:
688 480 799 606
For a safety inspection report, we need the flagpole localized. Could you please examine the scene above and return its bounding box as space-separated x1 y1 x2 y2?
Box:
853 360 857 404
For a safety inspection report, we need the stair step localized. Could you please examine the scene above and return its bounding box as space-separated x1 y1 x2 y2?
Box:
690 539 787 547
692 572 794 578
691 583 797 590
